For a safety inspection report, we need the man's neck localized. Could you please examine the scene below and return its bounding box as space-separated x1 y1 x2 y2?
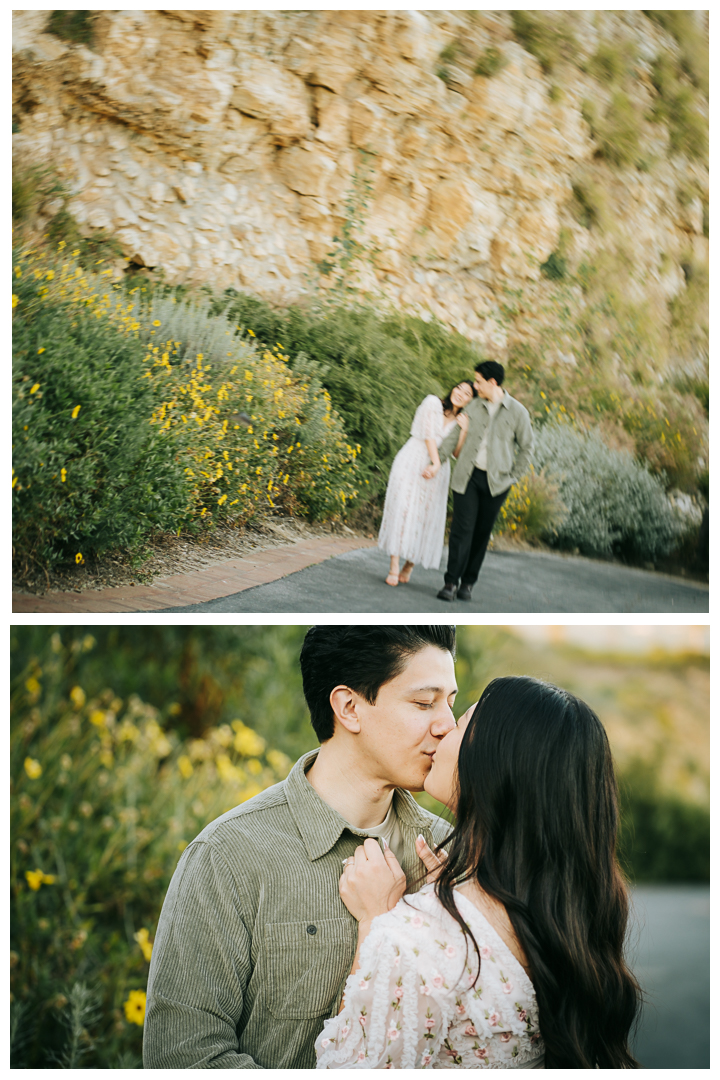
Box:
305 740 395 830
486 386 505 405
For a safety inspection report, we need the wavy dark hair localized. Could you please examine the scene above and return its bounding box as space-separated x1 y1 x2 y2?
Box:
440 380 477 414
433 676 641 1068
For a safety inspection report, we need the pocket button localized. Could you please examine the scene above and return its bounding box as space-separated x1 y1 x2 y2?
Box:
306 924 317 935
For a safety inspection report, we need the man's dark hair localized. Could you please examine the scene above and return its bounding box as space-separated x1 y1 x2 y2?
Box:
300 626 456 742
475 359 505 386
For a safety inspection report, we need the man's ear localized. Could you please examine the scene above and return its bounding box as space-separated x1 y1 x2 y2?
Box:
329 685 362 734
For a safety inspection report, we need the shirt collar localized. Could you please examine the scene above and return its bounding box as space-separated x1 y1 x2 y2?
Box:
284 749 431 862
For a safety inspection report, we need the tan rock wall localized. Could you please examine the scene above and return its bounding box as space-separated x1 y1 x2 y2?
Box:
12 9 707 355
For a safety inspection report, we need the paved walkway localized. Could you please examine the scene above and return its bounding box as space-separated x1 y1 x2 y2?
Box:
11 535 374 614
165 545 708 614
13 539 707 615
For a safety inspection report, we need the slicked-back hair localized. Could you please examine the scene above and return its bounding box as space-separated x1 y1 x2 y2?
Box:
432 676 642 1068
300 625 456 742
475 359 505 385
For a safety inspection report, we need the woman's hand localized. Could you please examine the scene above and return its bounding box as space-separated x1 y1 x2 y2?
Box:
422 462 440 480
416 834 448 884
339 838 406 924
456 412 469 432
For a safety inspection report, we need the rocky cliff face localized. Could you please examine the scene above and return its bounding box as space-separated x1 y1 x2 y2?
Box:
12 9 708 358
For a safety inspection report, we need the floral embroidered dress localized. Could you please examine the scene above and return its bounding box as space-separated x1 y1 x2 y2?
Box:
315 885 544 1070
377 395 457 570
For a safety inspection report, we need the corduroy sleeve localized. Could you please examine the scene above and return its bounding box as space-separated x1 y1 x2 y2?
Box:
143 840 262 1069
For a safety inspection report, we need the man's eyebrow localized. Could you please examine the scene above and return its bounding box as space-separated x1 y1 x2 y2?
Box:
407 685 458 695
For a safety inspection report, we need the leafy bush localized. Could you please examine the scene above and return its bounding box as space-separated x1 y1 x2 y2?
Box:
12 248 192 572
213 294 457 496
587 41 636 85
46 10 97 47
10 633 293 1068
511 10 577 73
474 47 507 78
539 250 566 280
618 759 709 882
533 420 684 563
496 468 566 542
597 91 642 167
650 51 707 162
645 10 708 95
12 248 363 574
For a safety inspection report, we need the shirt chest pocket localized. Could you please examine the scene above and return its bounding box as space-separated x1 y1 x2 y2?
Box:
264 917 356 1020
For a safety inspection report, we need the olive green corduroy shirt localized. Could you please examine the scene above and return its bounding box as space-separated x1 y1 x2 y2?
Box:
143 750 453 1069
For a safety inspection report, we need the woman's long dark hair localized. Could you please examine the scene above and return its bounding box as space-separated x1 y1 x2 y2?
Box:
441 380 476 413
434 676 642 1068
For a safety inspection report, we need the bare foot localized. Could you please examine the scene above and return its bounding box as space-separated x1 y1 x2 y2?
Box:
385 574 399 586
398 561 414 583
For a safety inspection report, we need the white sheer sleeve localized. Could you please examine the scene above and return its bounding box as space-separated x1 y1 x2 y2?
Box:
315 903 461 1070
410 395 442 443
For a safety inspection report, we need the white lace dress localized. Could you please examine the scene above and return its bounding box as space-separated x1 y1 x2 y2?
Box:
377 395 457 569
315 886 544 1070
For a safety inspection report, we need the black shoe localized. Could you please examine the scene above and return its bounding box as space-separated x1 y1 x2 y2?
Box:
457 583 473 601
437 583 457 602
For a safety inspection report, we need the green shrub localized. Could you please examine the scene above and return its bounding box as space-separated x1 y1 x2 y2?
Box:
650 52 708 161
46 10 96 47
587 41 636 85
597 91 642 167
511 10 577 73
496 468 567 541
618 760 709 882
570 179 610 230
533 419 684 563
12 249 192 572
10 633 292 1068
12 165 66 223
474 46 507 78
540 250 567 280
645 10 708 95
213 294 448 496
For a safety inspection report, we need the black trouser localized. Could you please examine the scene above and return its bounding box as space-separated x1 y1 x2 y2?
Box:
445 469 509 587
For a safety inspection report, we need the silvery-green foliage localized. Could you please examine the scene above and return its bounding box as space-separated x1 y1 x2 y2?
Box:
131 294 254 368
534 421 684 562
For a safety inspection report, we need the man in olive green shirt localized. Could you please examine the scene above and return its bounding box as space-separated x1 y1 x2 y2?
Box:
143 626 457 1069
433 359 533 603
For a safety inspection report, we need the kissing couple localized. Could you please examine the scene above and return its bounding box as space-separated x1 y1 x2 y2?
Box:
144 626 641 1069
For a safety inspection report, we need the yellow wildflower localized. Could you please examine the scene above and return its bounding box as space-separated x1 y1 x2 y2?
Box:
70 685 86 709
60 468 67 483
123 990 146 1026
24 757 43 779
26 869 56 891
134 928 154 962
90 709 106 727
30 384 40 395
12 294 19 307
37 347 46 354
177 755 193 779
75 552 84 564
71 405 81 419
153 320 161 327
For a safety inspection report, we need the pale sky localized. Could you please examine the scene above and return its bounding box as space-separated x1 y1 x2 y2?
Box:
510 625 709 654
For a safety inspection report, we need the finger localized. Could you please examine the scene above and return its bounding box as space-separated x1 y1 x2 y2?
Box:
362 837 384 865
355 842 370 861
381 844 406 886
416 834 446 869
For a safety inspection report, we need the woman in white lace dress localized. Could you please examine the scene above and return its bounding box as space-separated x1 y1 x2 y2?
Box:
378 382 475 586
316 677 642 1069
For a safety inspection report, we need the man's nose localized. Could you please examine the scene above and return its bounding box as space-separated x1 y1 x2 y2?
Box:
431 707 456 738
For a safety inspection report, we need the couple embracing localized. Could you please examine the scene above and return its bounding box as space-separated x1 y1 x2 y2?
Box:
378 360 533 602
143 626 640 1069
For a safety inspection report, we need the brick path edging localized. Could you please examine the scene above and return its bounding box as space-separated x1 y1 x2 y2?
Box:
12 535 375 614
